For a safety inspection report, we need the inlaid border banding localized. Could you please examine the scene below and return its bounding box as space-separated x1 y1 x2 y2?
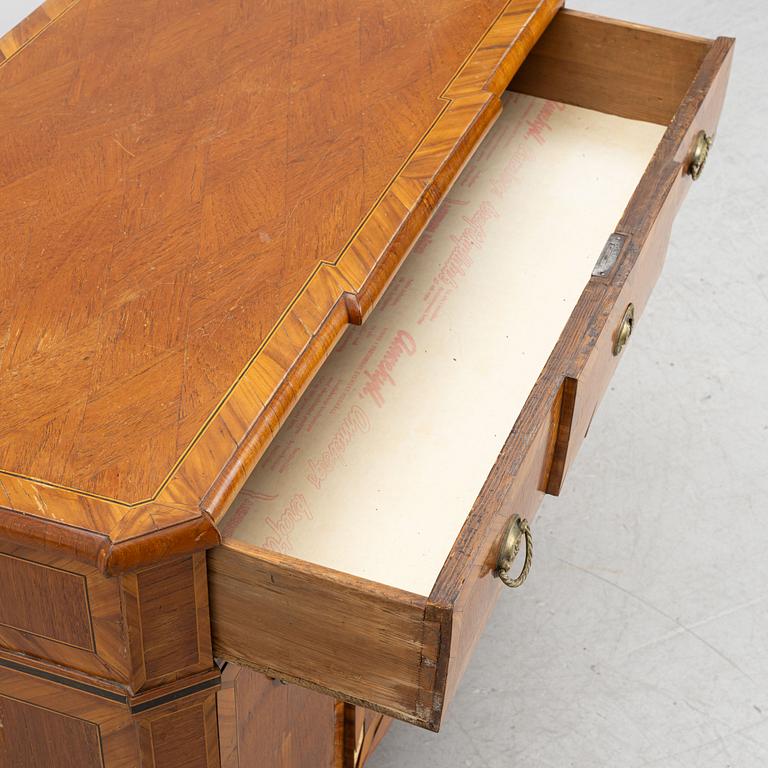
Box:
0 0 562 572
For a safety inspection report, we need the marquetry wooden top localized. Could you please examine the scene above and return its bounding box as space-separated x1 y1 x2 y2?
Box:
0 0 560 572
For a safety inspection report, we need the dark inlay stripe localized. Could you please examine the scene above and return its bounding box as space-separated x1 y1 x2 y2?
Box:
0 656 126 703
0 656 220 712
130 676 220 713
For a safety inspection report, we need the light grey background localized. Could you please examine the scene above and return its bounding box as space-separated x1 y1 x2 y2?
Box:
0 0 40 37
371 2 768 767
1 2 764 767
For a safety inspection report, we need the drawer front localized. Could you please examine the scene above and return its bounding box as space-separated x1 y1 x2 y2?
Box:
0 544 213 694
0 652 221 768
545 27 735 495
0 544 130 683
430 15 734 722
547 220 674 495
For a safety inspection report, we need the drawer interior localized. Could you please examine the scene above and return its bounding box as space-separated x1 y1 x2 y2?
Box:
220 93 664 595
511 10 711 125
209 9 725 730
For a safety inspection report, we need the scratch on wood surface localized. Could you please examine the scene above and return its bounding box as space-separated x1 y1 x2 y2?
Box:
113 137 136 158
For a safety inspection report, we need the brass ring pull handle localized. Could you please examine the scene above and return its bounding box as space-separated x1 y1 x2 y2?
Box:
689 130 713 180
496 515 533 589
613 302 635 356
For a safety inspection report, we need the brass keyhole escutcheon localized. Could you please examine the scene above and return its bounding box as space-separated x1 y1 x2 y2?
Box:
689 130 713 180
613 303 635 357
496 515 533 589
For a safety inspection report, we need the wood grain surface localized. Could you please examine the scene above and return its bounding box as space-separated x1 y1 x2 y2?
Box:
0 0 560 572
216 668 389 768
511 10 712 124
120 551 214 692
217 664 338 768
0 542 131 682
0 551 93 650
209 539 438 727
347 705 392 767
0 538 217 692
136 692 221 768
0 652 221 767
0 693 103 768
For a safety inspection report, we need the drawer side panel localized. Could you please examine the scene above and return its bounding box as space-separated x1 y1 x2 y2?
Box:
209 542 434 727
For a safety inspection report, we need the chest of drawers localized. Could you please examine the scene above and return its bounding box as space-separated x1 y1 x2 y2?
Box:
0 1 732 765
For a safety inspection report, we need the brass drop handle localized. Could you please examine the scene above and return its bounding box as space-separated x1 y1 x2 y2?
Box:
613 303 635 356
689 130 713 180
496 515 533 589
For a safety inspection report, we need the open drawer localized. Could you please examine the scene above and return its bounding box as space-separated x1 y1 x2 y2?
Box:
209 11 733 731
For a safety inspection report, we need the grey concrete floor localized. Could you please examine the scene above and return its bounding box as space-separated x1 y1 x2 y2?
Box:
1 1 764 766
371 1 768 766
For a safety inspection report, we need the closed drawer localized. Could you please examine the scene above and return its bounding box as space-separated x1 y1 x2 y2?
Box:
217 663 338 768
209 11 733 732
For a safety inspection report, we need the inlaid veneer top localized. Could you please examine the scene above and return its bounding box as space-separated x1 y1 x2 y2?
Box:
0 0 560 571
